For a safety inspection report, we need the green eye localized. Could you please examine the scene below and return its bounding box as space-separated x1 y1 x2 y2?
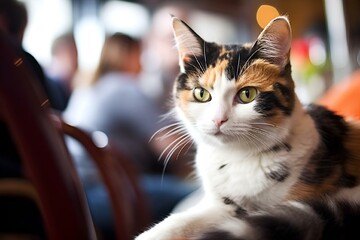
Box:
193 87 211 102
238 87 258 103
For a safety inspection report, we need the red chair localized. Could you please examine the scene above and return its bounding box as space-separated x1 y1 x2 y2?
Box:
0 33 97 240
318 70 360 120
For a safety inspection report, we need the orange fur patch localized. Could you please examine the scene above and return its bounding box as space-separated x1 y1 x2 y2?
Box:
178 90 194 117
237 59 281 91
201 59 229 88
286 166 342 201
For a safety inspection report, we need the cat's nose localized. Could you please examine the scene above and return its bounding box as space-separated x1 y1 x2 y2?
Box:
213 118 228 128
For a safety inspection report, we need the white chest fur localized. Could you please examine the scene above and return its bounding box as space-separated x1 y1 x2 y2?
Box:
196 146 287 207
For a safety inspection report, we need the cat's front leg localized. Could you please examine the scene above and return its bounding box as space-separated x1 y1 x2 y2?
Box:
135 202 231 240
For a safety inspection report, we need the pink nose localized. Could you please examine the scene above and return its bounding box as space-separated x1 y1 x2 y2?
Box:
213 118 228 128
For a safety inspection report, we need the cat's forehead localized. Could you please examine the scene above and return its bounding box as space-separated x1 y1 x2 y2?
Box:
200 43 279 90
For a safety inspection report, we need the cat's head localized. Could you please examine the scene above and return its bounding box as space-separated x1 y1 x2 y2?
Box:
172 16 296 150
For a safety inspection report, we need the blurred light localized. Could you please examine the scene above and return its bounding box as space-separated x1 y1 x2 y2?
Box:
324 0 351 82
22 0 72 65
74 17 104 70
100 1 150 38
189 11 237 43
309 38 327 66
92 131 109 148
256 5 280 29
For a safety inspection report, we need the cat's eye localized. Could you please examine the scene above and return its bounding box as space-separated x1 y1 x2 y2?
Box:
238 87 258 103
193 87 211 102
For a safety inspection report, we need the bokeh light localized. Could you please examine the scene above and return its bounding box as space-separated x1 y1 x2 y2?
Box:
256 5 280 29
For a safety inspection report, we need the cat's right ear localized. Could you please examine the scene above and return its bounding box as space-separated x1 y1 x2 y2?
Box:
254 16 292 68
172 17 204 73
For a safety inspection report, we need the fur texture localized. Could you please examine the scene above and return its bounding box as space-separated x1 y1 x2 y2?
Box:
136 16 360 240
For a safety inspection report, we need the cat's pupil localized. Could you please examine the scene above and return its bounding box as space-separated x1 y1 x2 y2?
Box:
200 89 204 98
244 89 250 98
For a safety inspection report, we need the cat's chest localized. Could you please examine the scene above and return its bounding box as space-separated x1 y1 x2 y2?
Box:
195 145 294 207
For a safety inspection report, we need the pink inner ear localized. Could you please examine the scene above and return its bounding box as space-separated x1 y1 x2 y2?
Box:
172 17 203 66
182 55 192 63
258 17 292 67
269 20 292 54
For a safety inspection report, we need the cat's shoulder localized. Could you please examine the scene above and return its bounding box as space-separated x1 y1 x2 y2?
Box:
305 104 360 130
305 104 360 155
305 104 349 138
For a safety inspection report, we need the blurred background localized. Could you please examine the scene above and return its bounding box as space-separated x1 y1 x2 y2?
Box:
20 0 360 104
1 1 359 239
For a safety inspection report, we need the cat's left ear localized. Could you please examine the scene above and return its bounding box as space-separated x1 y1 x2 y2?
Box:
172 17 204 72
254 16 292 68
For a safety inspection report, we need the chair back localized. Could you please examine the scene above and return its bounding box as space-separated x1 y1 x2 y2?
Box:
0 33 97 240
55 116 151 239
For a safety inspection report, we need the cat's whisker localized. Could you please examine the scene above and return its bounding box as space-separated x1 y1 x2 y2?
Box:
149 122 184 143
247 127 286 147
203 41 207 69
239 46 265 76
236 133 253 150
161 135 193 176
190 49 205 74
165 136 192 165
230 124 286 147
187 62 204 75
250 122 277 128
158 125 187 141
246 131 274 151
158 133 191 162
236 50 241 79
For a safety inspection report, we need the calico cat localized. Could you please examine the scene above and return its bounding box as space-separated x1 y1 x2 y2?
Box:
136 16 360 240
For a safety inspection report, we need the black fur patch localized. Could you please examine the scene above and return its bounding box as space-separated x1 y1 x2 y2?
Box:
222 197 247 218
308 200 360 239
299 105 353 185
255 91 293 116
223 197 236 205
247 214 306 240
266 164 290 182
198 230 240 240
269 143 291 152
235 206 247 218
219 164 228 170
175 73 192 92
337 172 357 188
245 204 322 240
225 46 250 80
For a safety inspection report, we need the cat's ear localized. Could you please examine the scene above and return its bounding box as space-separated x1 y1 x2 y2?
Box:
254 16 292 68
172 17 204 72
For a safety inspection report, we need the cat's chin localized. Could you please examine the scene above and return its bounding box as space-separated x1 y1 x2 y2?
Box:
201 131 238 145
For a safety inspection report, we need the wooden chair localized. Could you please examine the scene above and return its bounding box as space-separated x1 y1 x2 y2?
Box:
0 32 151 239
0 32 97 240
52 114 151 239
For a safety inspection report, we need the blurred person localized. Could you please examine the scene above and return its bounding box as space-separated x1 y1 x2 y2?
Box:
64 32 196 239
0 0 65 111
141 3 193 113
46 32 79 111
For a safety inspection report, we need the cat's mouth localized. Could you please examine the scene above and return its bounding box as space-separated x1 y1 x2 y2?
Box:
209 128 231 140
